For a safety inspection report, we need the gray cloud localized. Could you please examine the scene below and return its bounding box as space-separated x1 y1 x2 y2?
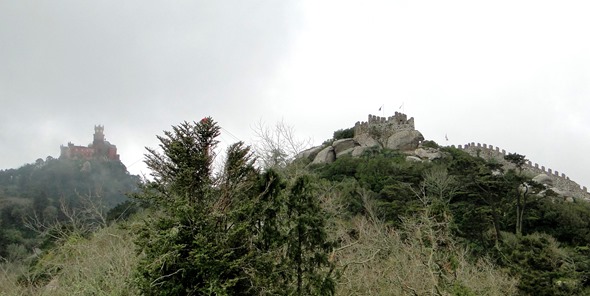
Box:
1 1 301 173
1 1 589 189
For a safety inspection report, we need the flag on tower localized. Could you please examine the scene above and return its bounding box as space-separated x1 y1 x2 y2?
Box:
378 105 383 111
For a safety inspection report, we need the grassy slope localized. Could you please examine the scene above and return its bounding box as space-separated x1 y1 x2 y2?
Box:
1 221 139 296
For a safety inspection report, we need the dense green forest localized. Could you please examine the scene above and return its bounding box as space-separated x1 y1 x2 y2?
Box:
0 157 140 261
311 144 590 295
1 118 590 295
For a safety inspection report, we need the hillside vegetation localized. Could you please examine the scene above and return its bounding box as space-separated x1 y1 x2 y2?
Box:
0 157 140 262
2 118 590 295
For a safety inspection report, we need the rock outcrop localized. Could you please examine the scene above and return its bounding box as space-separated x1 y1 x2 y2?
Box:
312 146 336 164
296 146 324 162
406 156 423 163
308 139 362 164
386 130 424 150
533 174 553 187
301 112 430 164
531 174 574 202
352 146 369 157
333 139 358 157
414 147 442 161
353 112 422 151
354 133 380 148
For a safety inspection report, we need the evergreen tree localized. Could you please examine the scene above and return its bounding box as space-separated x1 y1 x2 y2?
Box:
134 118 336 295
285 176 336 295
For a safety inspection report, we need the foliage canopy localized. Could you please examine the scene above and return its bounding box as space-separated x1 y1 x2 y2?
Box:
134 118 336 295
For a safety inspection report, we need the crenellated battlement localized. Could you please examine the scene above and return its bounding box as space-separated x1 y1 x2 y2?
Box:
452 142 589 200
354 112 415 138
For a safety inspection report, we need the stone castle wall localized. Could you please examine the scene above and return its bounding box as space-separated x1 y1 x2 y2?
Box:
354 112 415 140
453 142 589 200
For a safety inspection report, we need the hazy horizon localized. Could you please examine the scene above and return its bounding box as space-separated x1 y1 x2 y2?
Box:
2 1 589 187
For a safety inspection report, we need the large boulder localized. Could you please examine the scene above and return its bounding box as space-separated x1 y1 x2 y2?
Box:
532 174 553 186
414 147 442 160
406 155 422 163
336 147 355 158
332 138 358 155
296 146 323 161
386 130 424 150
354 133 381 148
351 146 370 157
550 187 574 202
312 146 336 164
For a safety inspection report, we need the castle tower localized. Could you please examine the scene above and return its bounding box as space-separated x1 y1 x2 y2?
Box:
60 125 119 161
93 125 105 145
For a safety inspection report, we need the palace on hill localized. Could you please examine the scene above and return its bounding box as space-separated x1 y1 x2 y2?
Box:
59 125 119 161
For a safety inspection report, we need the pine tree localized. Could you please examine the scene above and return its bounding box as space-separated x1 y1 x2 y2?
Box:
134 118 337 295
135 118 259 295
286 176 336 296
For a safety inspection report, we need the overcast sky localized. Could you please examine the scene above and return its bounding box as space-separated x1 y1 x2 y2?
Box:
1 1 589 187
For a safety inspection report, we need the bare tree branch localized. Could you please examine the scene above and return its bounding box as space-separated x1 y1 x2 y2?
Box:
251 119 312 169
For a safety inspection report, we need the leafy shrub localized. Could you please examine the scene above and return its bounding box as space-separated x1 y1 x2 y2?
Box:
526 199 590 245
421 140 439 149
498 232 581 295
317 156 362 182
333 127 354 141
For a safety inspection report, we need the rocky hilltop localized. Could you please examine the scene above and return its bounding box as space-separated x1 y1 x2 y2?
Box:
299 112 426 164
298 112 590 202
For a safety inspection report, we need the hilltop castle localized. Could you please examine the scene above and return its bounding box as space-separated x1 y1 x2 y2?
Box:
297 112 589 201
353 112 423 149
354 112 416 136
59 125 120 161
298 112 424 164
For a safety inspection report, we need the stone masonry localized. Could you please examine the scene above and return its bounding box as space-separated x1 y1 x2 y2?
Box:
453 142 589 201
